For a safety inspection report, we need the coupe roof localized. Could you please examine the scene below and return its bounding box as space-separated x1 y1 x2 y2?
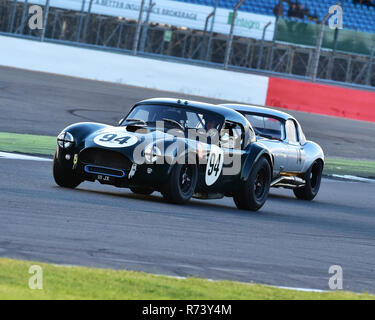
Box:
135 98 250 128
221 104 295 122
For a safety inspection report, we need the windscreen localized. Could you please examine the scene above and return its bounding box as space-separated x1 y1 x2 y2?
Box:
124 104 223 131
244 114 284 140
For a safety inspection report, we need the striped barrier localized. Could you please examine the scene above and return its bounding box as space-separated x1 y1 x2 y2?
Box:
1 35 374 122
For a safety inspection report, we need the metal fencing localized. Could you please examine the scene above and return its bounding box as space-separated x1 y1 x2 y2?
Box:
1 0 375 88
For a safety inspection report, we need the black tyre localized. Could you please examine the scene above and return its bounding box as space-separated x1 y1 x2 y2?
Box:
233 157 271 211
162 164 198 204
129 186 154 195
53 151 82 189
293 160 323 201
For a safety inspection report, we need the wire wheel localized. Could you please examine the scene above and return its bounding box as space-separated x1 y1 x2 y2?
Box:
179 164 193 195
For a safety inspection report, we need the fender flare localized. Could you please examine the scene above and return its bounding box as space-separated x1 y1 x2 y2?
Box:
56 122 109 166
162 140 198 176
240 142 273 183
60 122 109 145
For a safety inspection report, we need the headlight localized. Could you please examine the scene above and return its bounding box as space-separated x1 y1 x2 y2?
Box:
57 131 75 148
144 144 161 163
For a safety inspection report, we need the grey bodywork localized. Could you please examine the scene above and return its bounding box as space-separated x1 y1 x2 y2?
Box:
222 104 325 189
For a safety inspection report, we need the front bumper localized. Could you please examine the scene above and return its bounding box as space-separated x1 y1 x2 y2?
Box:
57 149 171 189
78 161 170 188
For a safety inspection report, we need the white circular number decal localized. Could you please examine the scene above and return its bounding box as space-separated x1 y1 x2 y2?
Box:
205 145 224 186
94 132 138 148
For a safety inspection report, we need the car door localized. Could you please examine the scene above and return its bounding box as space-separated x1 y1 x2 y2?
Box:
249 115 288 177
219 121 245 183
285 119 305 173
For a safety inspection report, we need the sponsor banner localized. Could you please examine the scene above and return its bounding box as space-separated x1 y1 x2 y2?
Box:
23 0 275 40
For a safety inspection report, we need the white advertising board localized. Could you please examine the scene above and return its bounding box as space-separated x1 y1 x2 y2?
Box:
24 0 275 40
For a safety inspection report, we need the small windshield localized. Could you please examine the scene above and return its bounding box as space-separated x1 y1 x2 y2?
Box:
244 114 284 140
123 104 223 131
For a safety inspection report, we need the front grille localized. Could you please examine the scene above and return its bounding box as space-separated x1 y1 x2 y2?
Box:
84 165 125 178
79 148 132 170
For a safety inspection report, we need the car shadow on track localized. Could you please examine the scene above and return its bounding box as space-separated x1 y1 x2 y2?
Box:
64 184 308 220
53 184 375 238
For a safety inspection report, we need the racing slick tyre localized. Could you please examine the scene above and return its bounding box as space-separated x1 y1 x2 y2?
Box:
293 160 323 201
129 187 154 195
233 157 271 211
162 164 198 204
53 151 82 189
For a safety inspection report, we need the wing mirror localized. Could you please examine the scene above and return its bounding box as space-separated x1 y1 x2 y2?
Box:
221 133 230 144
220 133 230 147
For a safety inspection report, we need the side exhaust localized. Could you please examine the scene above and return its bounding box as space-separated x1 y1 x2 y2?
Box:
271 176 305 189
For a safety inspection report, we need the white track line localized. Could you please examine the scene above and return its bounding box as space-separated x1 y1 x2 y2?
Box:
275 286 326 293
330 174 375 184
154 274 329 293
0 151 52 162
48 261 330 293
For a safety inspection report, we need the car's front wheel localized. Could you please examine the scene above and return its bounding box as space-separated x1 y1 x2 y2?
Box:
233 157 271 211
53 151 82 189
162 164 198 204
293 160 323 201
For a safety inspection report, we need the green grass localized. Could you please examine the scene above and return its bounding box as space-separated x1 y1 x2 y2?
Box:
0 132 374 178
324 158 375 179
0 132 56 156
0 258 373 300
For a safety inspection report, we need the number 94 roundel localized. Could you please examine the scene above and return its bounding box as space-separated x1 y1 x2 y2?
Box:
205 145 224 186
94 132 138 148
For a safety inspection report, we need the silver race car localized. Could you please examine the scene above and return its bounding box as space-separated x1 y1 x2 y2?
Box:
223 104 324 200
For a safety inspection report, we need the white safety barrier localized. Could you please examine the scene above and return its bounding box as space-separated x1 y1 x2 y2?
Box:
0 35 269 106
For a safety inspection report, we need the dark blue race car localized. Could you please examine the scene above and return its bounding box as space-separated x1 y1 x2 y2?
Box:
53 98 274 211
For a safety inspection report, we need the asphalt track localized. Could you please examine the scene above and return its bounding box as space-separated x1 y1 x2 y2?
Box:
0 66 375 293
0 158 374 293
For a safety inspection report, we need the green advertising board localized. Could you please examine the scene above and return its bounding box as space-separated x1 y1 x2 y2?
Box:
275 19 375 56
164 30 172 42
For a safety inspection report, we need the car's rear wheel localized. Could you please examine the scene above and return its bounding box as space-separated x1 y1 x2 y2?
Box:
53 151 82 189
129 186 154 195
162 163 198 204
233 157 271 211
293 160 323 201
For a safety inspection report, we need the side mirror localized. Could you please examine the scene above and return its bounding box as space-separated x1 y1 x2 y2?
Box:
221 133 230 144
220 133 230 148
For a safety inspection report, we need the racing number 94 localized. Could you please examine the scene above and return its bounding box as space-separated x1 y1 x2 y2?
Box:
99 133 131 145
207 153 222 177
